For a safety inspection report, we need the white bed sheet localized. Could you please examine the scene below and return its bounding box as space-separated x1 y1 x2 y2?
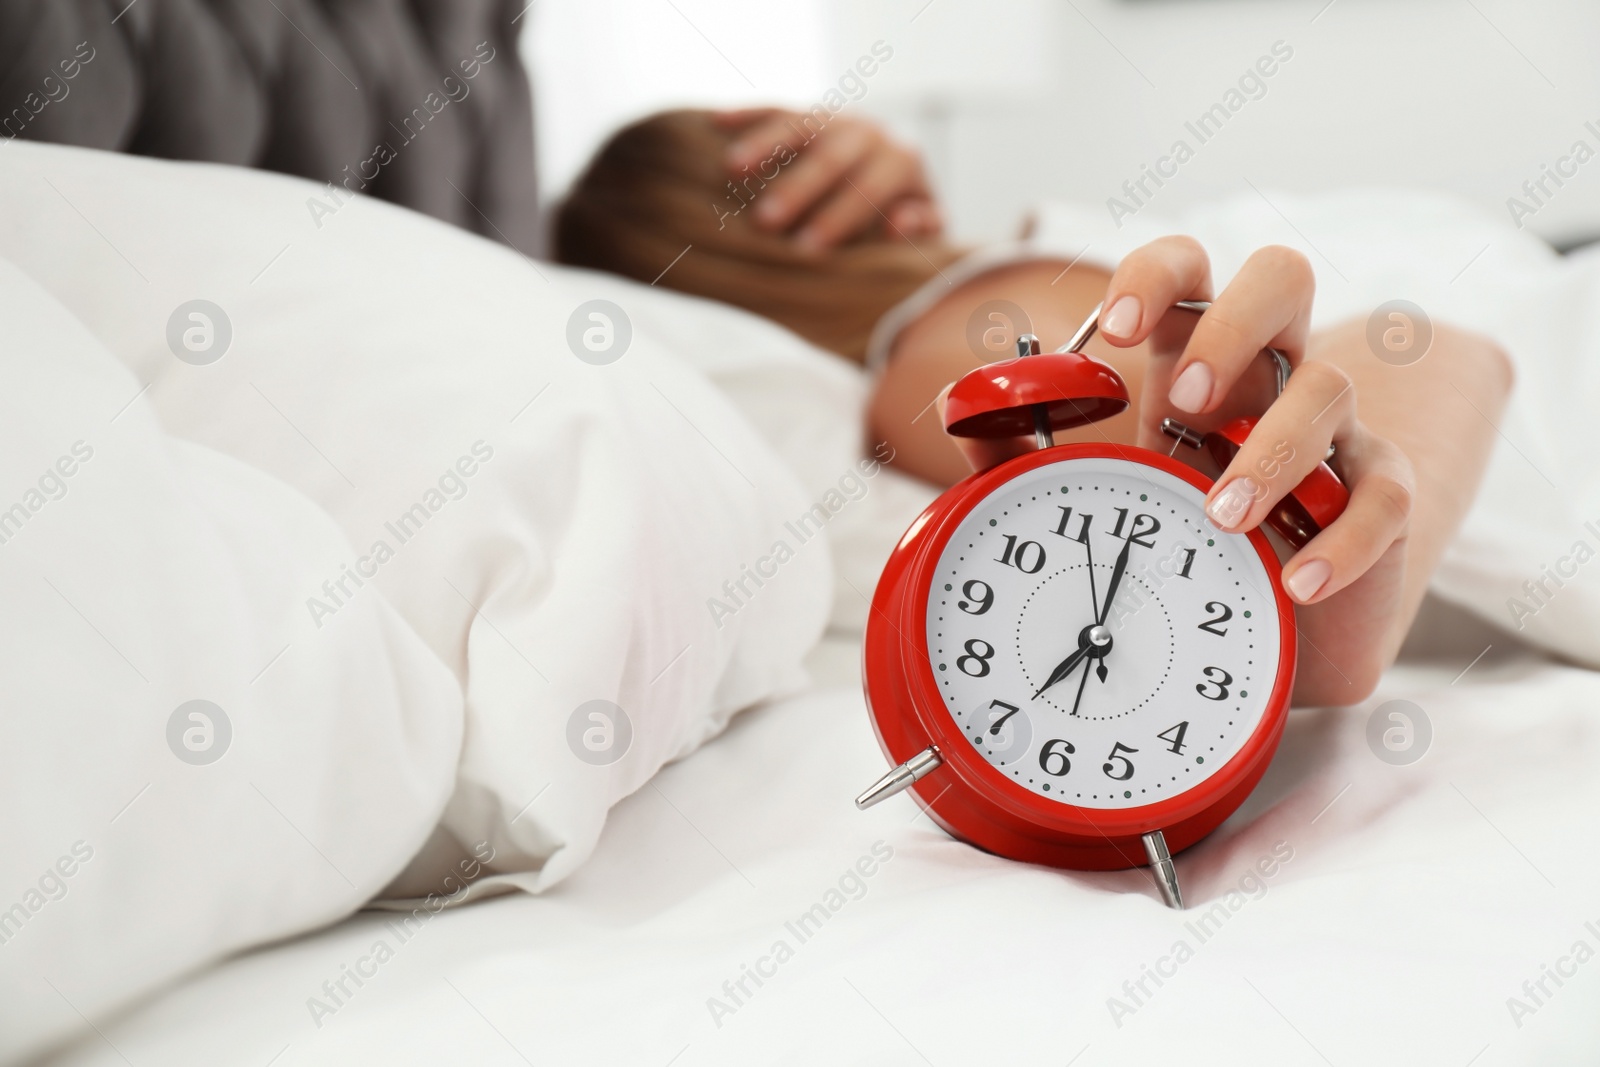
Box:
39 614 1600 1067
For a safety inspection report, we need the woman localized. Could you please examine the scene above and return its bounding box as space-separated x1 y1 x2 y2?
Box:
555 109 1512 707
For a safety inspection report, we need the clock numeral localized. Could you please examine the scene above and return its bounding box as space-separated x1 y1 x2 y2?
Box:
1111 508 1161 548
985 699 1020 736
956 639 996 678
1038 738 1075 776
995 534 1046 574
1052 506 1092 543
1102 741 1138 781
958 579 994 616
1198 601 1233 637
1176 548 1196 579
1196 666 1233 701
1156 720 1190 755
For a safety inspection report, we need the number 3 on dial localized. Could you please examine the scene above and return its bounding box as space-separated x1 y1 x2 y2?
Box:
1196 666 1232 701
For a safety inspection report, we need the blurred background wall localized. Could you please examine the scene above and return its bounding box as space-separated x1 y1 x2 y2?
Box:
526 0 1600 248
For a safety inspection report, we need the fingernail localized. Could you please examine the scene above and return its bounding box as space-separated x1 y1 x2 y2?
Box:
1286 558 1332 603
1168 362 1213 413
1206 478 1258 530
795 226 827 254
756 196 785 224
1101 295 1141 338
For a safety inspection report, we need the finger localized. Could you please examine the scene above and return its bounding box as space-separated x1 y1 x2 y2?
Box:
1202 360 1356 536
724 111 807 173
711 107 777 129
888 197 942 239
1166 245 1315 415
1097 235 1214 346
795 147 918 251
935 383 1035 473
1279 431 1413 605
753 120 878 233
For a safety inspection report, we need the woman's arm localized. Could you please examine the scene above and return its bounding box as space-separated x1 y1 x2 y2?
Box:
1291 315 1510 699
867 241 1510 706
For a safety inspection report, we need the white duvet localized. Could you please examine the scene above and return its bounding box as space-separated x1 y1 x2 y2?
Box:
0 142 854 1062
3 138 1600 1066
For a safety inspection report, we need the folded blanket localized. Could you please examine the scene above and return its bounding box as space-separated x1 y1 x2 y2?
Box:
0 141 845 1062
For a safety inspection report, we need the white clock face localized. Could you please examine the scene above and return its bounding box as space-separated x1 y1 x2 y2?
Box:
925 456 1282 811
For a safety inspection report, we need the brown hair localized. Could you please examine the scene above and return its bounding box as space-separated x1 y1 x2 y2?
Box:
554 109 961 363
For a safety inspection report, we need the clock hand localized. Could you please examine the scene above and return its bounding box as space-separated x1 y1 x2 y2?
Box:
1093 535 1140 684
1032 638 1091 700
1068 651 1094 717
1097 536 1134 628
1081 527 1099 623
1033 624 1114 700
1083 532 1110 684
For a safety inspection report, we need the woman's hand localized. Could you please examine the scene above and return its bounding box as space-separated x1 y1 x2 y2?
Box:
1097 237 1415 616
713 108 941 251
937 237 1427 705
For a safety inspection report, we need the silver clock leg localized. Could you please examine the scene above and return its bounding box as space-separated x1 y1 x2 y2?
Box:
1141 830 1184 910
1015 334 1056 450
855 747 942 810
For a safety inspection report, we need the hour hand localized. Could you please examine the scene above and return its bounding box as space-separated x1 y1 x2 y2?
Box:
1032 640 1090 700
1035 624 1114 700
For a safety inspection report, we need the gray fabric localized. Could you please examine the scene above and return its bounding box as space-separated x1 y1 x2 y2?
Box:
0 0 540 253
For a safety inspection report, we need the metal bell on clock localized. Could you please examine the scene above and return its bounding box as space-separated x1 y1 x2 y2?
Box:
942 334 1130 449
1161 416 1349 549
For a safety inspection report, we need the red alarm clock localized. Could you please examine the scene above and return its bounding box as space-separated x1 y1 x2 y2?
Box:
855 300 1348 908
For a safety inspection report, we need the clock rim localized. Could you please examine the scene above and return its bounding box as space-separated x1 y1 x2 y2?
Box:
863 441 1296 862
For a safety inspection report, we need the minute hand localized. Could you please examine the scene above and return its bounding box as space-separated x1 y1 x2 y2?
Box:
1097 536 1134 627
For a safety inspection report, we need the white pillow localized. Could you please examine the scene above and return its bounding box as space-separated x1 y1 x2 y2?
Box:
0 260 464 1064
0 142 833 904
